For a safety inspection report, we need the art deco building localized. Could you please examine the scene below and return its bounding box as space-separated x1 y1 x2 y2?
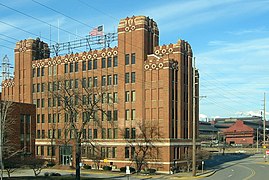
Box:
2 15 199 173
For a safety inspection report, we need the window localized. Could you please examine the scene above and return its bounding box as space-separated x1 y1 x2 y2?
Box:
113 92 118 103
102 58 106 68
107 111 112 121
101 76 106 86
53 81 57 91
37 130 40 139
64 113 68 122
41 67 45 76
102 128 106 139
37 83 40 92
41 114 45 123
53 113 57 123
113 128 118 139
102 111 106 121
107 75 112 85
88 129 92 139
88 60 92 70
131 109 136 120
125 54 129 65
88 77 92 87
125 109 130 120
93 129 98 139
75 79 79 88
82 129 86 139
32 84 36 93
48 98 51 107
113 74 118 85
48 66 52 76
37 114 40 123
107 57 112 68
32 68 36 77
113 110 118 121
82 61 86 71
82 78 87 88
41 83 45 92
36 99 40 108
48 114 51 123
37 68 40 77
125 128 130 139
75 62 79 72
131 91 136 102
58 129 61 139
131 128 136 139
131 72 136 83
125 91 130 102
131 147 135 158
131 53 136 64
93 77 98 87
93 59 97 69
69 62 74 72
113 56 118 67
112 147 117 158
107 93 112 104
42 130 45 139
107 128 112 139
64 64 68 73
41 98 45 108
125 147 130 158
125 73 130 83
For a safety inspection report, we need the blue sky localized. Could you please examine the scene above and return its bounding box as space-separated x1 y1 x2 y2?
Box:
0 0 268 120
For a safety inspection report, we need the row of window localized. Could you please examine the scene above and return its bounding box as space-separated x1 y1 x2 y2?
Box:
125 53 136 65
125 72 136 83
36 127 119 140
36 145 55 156
33 53 138 77
33 75 118 93
37 110 118 124
81 146 117 159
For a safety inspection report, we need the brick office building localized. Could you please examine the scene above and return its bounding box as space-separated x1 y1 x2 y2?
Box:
0 98 36 157
2 15 199 172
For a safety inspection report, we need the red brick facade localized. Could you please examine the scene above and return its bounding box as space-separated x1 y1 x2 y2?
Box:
1 101 36 156
1 15 199 173
223 120 254 145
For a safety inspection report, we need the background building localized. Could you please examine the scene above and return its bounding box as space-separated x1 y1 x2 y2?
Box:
1 15 199 173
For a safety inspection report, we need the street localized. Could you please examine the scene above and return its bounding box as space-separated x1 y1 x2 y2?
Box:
202 154 269 180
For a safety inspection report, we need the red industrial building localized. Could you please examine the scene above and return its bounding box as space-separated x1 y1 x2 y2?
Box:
222 120 255 145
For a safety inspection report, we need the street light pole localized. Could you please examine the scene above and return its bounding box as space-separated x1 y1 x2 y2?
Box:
192 58 196 177
263 93 266 146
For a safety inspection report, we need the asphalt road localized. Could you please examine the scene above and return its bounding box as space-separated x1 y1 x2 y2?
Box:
202 154 269 180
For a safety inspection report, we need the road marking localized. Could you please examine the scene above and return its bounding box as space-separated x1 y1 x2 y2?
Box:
237 164 256 180
261 165 265 168
228 174 233 178
231 169 234 172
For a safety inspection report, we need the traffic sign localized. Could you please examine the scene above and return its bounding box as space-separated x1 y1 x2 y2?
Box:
266 150 269 155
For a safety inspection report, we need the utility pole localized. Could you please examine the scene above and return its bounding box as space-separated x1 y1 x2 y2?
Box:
257 128 259 153
263 93 266 146
192 57 196 177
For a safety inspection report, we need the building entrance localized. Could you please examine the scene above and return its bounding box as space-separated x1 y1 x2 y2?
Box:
60 145 72 166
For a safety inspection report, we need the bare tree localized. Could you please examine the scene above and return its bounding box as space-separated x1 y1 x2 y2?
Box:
0 100 14 180
124 121 161 173
48 76 110 180
24 157 46 176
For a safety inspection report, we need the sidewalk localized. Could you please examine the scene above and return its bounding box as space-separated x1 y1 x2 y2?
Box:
3 167 216 179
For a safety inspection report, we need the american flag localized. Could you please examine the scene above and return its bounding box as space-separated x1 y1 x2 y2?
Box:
89 25 104 36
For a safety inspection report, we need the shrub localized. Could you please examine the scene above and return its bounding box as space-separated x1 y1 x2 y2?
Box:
103 166 112 171
148 168 156 174
47 163 55 167
120 166 135 173
83 164 91 169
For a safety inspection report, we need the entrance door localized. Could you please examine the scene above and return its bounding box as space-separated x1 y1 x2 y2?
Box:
62 155 71 165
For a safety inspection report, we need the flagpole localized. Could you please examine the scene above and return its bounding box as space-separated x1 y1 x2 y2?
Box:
102 24 106 48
